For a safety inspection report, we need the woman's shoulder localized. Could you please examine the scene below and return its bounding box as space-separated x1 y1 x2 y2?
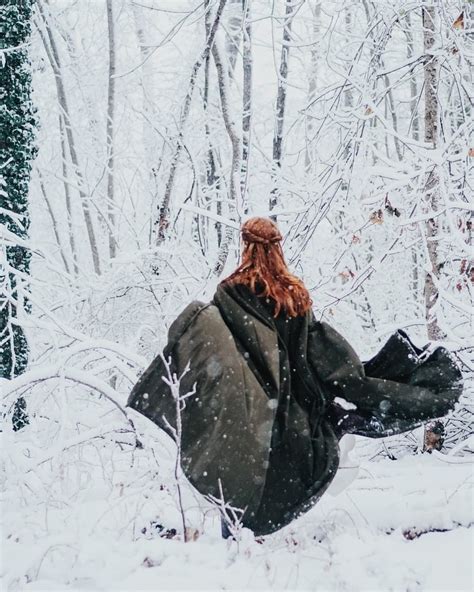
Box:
168 300 219 343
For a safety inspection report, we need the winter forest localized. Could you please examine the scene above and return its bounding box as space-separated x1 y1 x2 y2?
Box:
1 0 473 590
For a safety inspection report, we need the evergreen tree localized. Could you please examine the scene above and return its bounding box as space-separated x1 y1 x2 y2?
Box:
0 0 37 429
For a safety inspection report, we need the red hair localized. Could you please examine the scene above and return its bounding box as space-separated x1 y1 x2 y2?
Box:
221 217 312 317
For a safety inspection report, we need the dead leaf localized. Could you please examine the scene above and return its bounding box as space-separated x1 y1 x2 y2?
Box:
453 12 464 30
369 209 384 224
424 421 445 453
351 234 361 244
468 147 474 157
338 269 355 284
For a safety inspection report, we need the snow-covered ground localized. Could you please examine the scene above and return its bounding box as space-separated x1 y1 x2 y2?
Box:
2 1 472 590
2 392 473 592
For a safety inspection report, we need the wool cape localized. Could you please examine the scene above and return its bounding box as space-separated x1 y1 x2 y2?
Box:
127 284 462 535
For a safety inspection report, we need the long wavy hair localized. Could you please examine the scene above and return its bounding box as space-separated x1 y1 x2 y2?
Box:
221 217 312 317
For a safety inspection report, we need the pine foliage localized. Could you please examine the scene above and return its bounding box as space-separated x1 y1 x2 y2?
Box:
0 1 37 428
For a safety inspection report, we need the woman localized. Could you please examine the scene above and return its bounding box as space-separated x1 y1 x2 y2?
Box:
128 218 462 536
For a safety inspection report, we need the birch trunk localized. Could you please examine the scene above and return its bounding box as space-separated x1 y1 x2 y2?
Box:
105 0 116 259
269 0 295 217
204 0 221 247
241 0 252 211
405 12 420 142
405 11 420 301
212 40 242 275
304 1 321 176
422 4 444 340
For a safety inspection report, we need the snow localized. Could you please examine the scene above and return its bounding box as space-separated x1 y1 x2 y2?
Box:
3 403 473 592
2 1 472 590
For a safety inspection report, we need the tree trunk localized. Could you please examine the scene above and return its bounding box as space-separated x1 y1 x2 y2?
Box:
341 3 354 188
105 0 116 259
37 169 70 273
241 0 252 212
204 0 221 247
422 5 444 341
36 1 102 275
225 0 242 76
304 1 321 176
405 12 420 142
405 11 420 303
212 40 242 275
59 114 79 274
156 0 227 244
131 2 161 246
269 0 296 217
383 72 402 161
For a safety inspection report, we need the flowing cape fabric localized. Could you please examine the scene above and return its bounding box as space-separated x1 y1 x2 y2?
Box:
127 285 462 535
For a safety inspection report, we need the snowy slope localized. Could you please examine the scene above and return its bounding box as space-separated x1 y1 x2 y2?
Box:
2 396 473 592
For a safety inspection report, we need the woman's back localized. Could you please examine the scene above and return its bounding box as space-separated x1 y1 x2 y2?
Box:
128 217 462 536
213 281 338 533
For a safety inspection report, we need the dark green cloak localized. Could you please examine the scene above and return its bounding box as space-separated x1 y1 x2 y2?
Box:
127 284 462 535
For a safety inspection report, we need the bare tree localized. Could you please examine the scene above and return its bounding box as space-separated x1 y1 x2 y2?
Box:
131 2 162 246
37 169 70 274
156 0 227 244
36 0 102 275
304 0 321 176
225 0 242 75
269 0 297 217
241 0 253 211
422 4 444 341
203 0 222 247
58 114 78 274
106 0 117 259
404 11 421 302
212 39 242 275
405 12 420 143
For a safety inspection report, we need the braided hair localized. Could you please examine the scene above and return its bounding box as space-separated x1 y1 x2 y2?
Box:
221 217 312 317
